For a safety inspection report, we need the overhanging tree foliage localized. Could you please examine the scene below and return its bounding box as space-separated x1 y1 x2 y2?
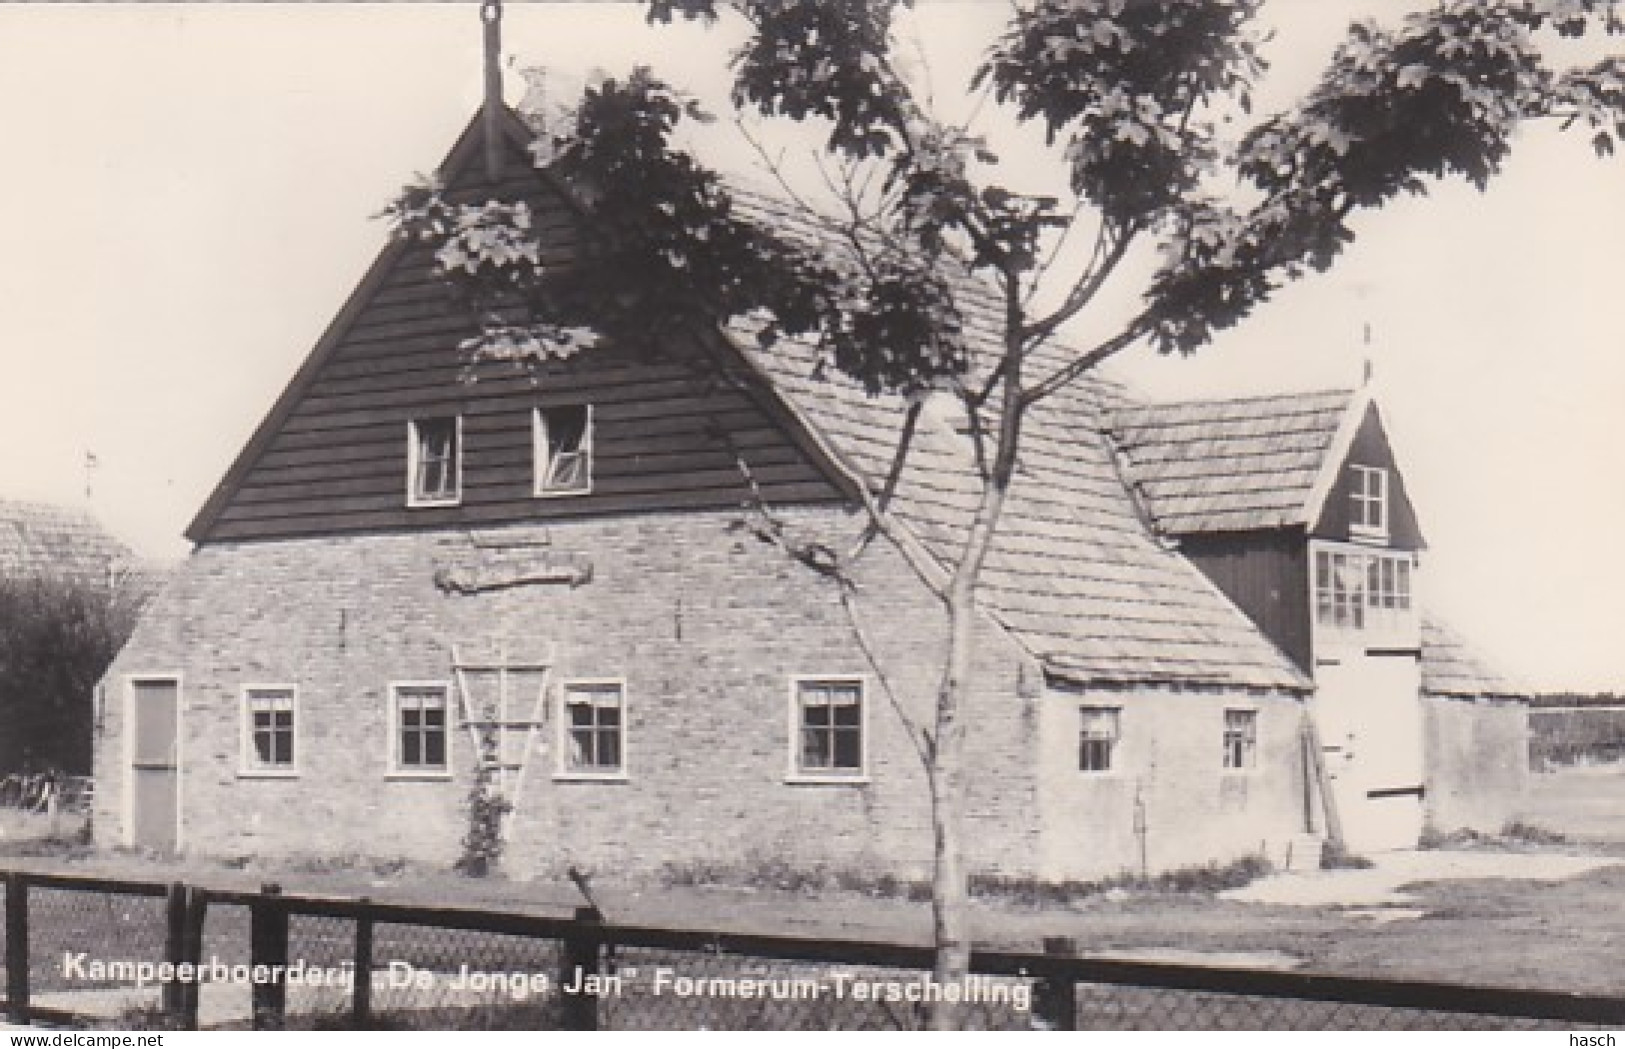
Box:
0 574 145 777
389 0 1624 1026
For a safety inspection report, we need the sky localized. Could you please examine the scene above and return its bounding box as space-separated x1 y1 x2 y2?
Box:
0 2 1619 692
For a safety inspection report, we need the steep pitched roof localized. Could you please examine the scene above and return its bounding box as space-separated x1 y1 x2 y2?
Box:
1421 614 1526 700
0 499 131 582
1109 389 1356 535
729 190 1310 693
194 106 1307 693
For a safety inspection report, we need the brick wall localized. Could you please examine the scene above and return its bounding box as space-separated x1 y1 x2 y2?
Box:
95 507 1046 881
1423 695 1529 835
1035 684 1310 880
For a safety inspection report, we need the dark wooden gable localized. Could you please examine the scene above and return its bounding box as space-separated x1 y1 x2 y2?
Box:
1311 400 1425 550
1178 531 1312 673
189 110 852 545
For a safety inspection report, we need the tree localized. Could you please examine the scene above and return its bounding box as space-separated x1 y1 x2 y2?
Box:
0 572 147 777
389 0 1625 1026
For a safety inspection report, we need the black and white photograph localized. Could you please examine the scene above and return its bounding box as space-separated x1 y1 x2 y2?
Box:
0 0 1620 1034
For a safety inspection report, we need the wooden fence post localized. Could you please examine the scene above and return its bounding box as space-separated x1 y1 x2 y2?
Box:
180 886 208 1031
1032 935 1078 1031
250 882 288 1030
162 882 186 1019
5 873 28 1024
351 900 373 1029
559 905 602 1031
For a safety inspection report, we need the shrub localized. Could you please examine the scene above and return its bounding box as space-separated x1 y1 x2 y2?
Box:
1319 840 1375 869
1502 820 1567 845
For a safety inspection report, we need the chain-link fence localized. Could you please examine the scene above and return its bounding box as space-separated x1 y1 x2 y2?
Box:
0 869 1617 1031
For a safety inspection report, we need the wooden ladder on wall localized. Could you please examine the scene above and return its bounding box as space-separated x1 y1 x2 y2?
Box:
450 641 554 814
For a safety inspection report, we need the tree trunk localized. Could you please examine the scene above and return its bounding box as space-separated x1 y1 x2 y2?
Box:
925 312 1025 1029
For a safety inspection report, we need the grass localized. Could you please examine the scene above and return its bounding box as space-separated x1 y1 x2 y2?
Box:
659 852 1274 907
1419 820 1569 852
0 807 94 860
659 854 933 901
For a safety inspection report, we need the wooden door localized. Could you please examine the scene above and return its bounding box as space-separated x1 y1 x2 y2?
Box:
130 678 179 853
1315 655 1425 853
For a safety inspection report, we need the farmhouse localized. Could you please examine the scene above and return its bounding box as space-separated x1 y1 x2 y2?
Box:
93 108 1524 877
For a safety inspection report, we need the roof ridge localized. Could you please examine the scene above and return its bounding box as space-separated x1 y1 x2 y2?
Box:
1114 386 1356 414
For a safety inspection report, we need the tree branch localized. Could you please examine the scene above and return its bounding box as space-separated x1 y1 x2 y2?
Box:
849 399 922 560
1022 221 1139 347
1021 316 1151 408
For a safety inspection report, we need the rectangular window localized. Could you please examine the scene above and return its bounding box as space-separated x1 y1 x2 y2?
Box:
1349 464 1388 537
562 681 624 776
1078 706 1120 773
408 416 461 506
535 405 592 496
1222 709 1257 771
243 686 296 774
795 679 864 778
392 684 448 774
1314 547 1414 634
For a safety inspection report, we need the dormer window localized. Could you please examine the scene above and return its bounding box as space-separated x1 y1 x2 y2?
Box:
535 405 592 496
1349 464 1388 539
408 416 461 506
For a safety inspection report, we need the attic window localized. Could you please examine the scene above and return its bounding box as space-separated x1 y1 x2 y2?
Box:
534 405 592 496
408 416 461 507
1349 465 1388 539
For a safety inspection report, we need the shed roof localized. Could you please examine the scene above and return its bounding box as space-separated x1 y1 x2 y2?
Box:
0 499 131 582
1421 614 1526 700
1109 389 1355 535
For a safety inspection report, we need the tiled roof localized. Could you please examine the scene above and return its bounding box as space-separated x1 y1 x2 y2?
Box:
730 192 1310 693
1422 614 1526 700
0 499 131 583
1109 389 1354 535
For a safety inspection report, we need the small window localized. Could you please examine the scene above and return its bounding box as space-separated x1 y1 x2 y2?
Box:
795 679 864 778
1078 706 1120 773
1349 465 1388 538
392 684 449 775
535 405 592 496
1222 709 1257 771
242 686 296 774
408 416 461 506
561 681 624 777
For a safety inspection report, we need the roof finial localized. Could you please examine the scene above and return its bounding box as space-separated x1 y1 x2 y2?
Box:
481 0 504 183
1361 321 1374 387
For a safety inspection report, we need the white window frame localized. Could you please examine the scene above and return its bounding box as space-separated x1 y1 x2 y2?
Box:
1221 707 1259 773
387 681 453 780
533 404 594 498
556 678 628 782
407 415 462 507
1312 541 1418 641
239 684 299 779
787 676 869 784
1078 705 1122 775
1348 464 1389 541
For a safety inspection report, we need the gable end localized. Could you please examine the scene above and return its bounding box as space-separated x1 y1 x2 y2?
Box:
189 110 855 545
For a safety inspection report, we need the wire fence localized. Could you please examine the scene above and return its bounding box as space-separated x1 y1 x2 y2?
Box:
0 869 1618 1031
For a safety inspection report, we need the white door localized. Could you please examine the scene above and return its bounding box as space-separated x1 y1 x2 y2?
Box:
1314 654 1424 853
